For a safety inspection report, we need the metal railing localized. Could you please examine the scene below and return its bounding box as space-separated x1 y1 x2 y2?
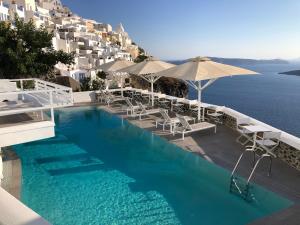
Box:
9 78 73 107
0 79 73 122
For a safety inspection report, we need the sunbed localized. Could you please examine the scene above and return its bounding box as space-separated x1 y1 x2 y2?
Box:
173 114 216 140
155 109 195 132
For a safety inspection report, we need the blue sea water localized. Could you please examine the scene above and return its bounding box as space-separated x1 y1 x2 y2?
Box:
15 107 292 225
188 63 300 137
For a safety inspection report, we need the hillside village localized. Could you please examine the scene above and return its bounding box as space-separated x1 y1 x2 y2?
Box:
0 0 141 83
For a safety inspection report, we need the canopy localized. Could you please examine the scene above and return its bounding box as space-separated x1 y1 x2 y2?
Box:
98 59 135 72
118 57 175 106
154 57 258 80
99 59 135 95
154 57 259 120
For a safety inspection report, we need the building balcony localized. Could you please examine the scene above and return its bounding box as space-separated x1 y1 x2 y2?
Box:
0 79 73 148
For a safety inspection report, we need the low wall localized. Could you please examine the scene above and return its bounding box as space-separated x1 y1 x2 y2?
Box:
73 91 95 103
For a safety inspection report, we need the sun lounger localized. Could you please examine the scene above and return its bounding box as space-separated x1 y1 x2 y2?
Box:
121 97 140 115
134 102 160 120
104 92 125 106
155 109 195 132
173 114 216 140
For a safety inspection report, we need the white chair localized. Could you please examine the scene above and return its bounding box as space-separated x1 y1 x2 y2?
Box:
121 97 140 115
135 102 160 120
255 131 281 157
107 92 125 106
236 117 253 145
206 106 224 124
173 114 216 140
155 109 195 132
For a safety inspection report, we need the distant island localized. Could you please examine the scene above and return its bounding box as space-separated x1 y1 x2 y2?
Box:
279 70 300 76
170 57 289 65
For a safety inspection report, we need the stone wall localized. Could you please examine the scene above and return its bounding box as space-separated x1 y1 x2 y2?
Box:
276 142 300 170
222 113 300 171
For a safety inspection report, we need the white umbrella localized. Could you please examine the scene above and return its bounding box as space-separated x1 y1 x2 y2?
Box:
118 57 175 106
154 57 259 120
99 59 135 96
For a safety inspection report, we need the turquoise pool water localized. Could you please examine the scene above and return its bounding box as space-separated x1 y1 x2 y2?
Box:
15 106 292 225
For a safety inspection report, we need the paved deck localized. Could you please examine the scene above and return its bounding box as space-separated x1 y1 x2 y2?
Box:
99 104 300 224
99 104 300 204
0 113 45 128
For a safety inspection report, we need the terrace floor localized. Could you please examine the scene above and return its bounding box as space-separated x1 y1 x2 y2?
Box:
91 103 300 224
0 112 46 128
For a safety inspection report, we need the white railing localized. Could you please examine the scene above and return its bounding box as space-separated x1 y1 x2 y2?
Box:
0 78 73 122
9 78 73 107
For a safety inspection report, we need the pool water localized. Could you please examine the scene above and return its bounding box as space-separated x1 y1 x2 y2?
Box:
14 106 292 225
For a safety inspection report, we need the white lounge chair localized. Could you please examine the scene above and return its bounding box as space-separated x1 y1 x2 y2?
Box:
173 114 216 140
135 102 161 120
95 90 106 103
121 97 140 115
104 92 124 106
236 117 253 145
155 109 195 132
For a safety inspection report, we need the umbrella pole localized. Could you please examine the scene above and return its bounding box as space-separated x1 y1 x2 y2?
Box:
121 76 124 97
151 81 154 106
198 81 202 121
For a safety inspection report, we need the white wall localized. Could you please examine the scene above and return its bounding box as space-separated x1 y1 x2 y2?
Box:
0 121 55 148
73 91 95 103
0 188 51 225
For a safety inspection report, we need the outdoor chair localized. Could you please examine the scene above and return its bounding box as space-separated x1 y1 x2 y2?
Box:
95 90 106 103
206 106 225 124
134 101 160 120
104 92 124 106
121 97 140 115
236 117 253 145
155 109 195 132
255 131 281 157
173 114 216 140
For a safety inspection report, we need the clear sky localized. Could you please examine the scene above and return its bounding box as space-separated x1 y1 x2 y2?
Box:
62 0 300 60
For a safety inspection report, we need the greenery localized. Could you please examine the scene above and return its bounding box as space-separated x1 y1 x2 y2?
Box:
16 80 35 90
91 79 104 90
134 46 148 63
134 54 148 63
80 77 105 91
0 16 74 79
97 71 107 79
80 77 91 91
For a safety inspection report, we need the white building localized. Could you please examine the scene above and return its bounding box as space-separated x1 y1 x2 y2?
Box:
0 1 9 21
13 0 36 11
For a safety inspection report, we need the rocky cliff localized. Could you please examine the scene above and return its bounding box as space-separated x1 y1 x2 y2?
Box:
130 75 188 98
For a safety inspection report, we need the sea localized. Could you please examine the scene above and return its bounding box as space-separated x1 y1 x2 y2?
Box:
172 62 300 137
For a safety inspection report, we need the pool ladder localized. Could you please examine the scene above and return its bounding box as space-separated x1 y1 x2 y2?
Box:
229 147 273 201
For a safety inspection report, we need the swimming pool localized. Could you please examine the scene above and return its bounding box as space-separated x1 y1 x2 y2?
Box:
14 106 292 225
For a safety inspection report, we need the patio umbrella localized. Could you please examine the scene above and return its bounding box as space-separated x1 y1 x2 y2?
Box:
118 57 175 106
154 57 259 120
99 59 135 96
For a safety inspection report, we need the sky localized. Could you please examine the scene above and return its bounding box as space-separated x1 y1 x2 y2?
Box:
62 0 300 60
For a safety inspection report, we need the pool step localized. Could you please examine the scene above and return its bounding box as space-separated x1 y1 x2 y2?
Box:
229 176 252 202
